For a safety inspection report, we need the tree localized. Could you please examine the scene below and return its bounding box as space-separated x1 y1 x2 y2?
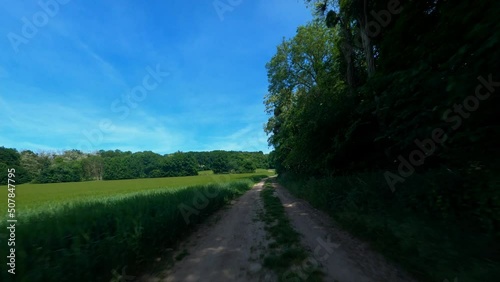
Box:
265 21 350 175
161 152 198 177
82 155 104 180
0 146 20 165
309 0 379 79
20 150 40 182
211 152 232 174
0 147 31 184
0 148 269 183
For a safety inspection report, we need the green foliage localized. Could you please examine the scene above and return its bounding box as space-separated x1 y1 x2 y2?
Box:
191 150 267 174
0 148 271 184
36 164 82 183
0 147 31 184
0 146 20 164
266 0 500 280
160 152 198 178
210 152 233 174
268 0 499 173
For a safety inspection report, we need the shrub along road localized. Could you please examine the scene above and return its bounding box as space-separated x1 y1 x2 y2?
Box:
140 178 418 282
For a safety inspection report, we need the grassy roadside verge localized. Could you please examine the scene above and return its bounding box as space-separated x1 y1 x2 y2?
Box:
0 177 265 282
260 179 323 281
279 171 499 282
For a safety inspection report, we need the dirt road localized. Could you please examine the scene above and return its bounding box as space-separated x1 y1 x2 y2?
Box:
272 181 417 282
140 179 275 282
140 179 417 282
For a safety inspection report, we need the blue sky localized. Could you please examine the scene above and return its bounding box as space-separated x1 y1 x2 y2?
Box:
0 0 312 154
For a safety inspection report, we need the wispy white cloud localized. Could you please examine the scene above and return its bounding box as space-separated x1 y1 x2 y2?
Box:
0 0 309 154
16 142 60 153
72 121 187 154
202 124 270 153
73 38 130 90
0 94 95 134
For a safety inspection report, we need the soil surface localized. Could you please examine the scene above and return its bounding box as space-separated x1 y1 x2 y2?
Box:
272 181 417 282
139 179 275 282
139 178 418 282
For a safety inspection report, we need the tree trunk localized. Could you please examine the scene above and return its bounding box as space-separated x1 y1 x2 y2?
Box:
339 21 356 91
359 0 375 77
359 25 375 77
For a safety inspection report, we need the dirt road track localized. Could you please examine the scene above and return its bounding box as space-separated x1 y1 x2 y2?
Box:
140 178 417 282
140 179 275 282
273 181 417 282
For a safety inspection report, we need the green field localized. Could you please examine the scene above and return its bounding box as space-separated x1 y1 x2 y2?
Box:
0 170 274 282
0 169 275 215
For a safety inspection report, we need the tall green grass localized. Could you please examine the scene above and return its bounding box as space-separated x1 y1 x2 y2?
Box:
279 170 500 282
0 170 273 215
0 178 263 282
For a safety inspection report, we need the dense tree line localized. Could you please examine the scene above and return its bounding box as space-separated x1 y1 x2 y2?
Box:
186 151 268 174
265 1 499 279
266 0 498 213
267 0 498 176
0 147 270 184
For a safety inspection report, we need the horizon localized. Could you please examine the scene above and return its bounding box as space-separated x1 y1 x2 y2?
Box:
0 145 269 156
